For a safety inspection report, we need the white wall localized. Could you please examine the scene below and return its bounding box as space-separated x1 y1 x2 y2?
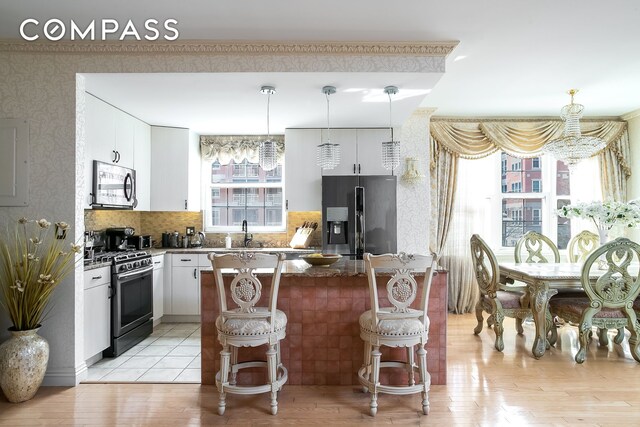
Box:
624 109 640 242
0 43 444 386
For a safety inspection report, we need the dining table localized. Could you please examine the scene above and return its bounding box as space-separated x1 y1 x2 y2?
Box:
498 262 598 359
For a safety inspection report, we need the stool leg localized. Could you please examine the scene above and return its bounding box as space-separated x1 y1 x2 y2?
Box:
369 346 381 416
267 344 278 415
218 345 231 415
362 340 372 392
417 345 429 415
229 346 238 385
406 346 415 386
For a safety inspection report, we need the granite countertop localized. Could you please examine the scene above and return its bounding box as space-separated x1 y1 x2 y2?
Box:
83 261 111 271
149 247 318 255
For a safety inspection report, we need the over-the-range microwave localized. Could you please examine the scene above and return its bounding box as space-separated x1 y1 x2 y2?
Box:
91 160 137 209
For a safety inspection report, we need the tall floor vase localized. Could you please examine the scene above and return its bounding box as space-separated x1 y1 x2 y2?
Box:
0 328 49 403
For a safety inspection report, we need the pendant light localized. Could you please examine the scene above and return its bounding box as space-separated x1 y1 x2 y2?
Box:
381 86 400 171
258 85 278 171
316 86 341 169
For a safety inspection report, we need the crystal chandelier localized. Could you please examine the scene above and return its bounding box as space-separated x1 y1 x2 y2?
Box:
258 86 278 171
543 89 607 168
382 86 400 171
316 86 341 169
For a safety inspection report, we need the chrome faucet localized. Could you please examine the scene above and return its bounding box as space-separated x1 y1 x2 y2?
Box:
241 220 253 247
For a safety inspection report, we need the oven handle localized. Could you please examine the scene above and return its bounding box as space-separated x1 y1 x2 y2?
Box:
116 265 153 280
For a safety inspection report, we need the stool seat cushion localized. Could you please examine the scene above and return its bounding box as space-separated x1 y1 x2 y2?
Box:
216 308 287 336
359 309 425 336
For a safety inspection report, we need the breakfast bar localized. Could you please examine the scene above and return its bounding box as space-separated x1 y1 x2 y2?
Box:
200 258 448 386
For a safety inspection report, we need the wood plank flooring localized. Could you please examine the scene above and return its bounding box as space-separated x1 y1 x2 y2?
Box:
2 313 640 426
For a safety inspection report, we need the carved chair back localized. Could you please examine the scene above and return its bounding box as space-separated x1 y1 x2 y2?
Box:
470 234 500 298
209 252 286 333
363 252 436 330
514 231 560 263
567 230 600 263
581 238 640 310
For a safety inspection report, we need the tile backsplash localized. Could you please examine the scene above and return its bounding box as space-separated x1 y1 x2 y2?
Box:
84 210 322 249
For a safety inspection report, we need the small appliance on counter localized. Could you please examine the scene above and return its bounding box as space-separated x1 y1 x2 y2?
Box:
105 227 136 251
83 230 106 264
131 235 152 250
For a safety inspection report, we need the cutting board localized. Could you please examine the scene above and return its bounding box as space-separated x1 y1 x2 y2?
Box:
289 221 318 248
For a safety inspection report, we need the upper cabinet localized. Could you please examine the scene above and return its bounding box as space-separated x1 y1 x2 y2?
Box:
150 126 201 212
84 94 151 210
284 129 322 211
320 128 396 176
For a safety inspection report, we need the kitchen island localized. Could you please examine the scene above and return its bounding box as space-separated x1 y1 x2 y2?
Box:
201 258 448 386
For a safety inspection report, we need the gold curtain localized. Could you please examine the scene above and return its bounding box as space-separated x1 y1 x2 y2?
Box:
200 135 285 164
429 137 458 259
598 129 631 202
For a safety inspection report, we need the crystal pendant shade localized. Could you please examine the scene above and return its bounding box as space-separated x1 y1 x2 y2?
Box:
544 89 607 168
316 86 340 169
382 140 400 170
259 139 278 171
382 86 400 171
258 86 278 171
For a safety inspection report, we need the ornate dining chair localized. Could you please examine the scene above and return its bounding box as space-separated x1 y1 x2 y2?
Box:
470 234 532 351
514 231 560 263
357 252 436 417
567 230 600 263
548 238 640 364
208 252 287 415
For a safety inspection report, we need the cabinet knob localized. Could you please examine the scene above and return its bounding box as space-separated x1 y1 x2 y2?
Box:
193 268 197 279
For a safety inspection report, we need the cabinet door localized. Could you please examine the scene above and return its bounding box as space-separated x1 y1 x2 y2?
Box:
114 110 135 169
84 284 111 359
152 256 164 321
86 95 117 165
150 126 190 211
321 129 357 176
356 128 394 176
133 120 151 211
284 129 322 211
171 266 200 315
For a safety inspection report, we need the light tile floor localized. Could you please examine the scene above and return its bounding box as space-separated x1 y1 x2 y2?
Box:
85 323 201 383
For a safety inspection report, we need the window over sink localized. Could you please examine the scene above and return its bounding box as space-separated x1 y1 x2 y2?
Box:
202 159 285 232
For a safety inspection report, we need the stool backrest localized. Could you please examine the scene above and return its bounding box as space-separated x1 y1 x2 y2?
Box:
567 230 599 263
363 252 436 327
514 230 560 263
209 252 286 331
581 238 640 310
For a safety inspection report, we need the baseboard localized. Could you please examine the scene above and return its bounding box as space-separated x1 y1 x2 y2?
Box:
161 315 200 323
42 362 87 386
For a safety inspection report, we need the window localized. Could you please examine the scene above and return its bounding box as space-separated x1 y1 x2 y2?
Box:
499 152 573 249
203 159 284 231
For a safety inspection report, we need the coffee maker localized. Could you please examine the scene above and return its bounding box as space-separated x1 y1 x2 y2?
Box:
105 227 136 251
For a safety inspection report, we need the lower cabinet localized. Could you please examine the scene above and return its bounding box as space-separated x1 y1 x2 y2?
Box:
164 254 210 316
84 266 111 360
152 255 164 323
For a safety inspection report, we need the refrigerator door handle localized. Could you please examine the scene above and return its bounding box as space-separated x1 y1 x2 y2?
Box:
355 186 365 256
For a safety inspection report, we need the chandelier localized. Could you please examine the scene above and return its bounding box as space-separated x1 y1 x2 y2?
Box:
543 89 607 168
381 86 400 171
258 85 278 171
316 86 341 169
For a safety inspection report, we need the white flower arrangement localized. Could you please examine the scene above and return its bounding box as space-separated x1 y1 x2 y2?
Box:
556 200 640 231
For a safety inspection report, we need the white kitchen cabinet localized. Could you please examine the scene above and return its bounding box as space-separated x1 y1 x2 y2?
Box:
355 128 395 176
84 94 151 209
152 254 165 324
83 266 111 360
133 119 151 211
150 127 201 212
319 129 358 176
284 128 322 211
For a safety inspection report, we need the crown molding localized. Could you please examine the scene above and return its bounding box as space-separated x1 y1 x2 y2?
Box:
0 39 458 56
622 109 640 121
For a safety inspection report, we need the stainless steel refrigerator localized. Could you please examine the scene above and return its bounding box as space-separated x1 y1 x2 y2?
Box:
322 175 397 257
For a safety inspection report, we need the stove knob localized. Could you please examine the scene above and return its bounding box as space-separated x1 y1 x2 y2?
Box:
119 265 127 272
134 261 140 268
145 259 152 266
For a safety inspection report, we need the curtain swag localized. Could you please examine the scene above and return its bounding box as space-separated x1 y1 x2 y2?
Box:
200 135 285 165
429 119 627 161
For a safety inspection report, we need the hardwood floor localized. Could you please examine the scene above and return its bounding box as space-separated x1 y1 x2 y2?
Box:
2 313 640 426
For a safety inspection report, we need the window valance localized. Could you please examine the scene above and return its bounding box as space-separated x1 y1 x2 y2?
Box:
430 119 627 159
200 135 285 165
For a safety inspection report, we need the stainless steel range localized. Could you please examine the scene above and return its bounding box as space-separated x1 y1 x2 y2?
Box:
102 250 154 357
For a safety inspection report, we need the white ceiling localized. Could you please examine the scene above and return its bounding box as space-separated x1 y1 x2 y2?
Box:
2 0 640 133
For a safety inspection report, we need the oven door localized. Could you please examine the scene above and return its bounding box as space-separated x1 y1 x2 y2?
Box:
112 265 153 337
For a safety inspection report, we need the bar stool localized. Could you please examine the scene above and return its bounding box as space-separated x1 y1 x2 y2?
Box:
208 252 287 415
357 252 436 416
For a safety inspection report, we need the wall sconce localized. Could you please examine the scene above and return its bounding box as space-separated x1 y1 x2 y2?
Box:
401 157 425 184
